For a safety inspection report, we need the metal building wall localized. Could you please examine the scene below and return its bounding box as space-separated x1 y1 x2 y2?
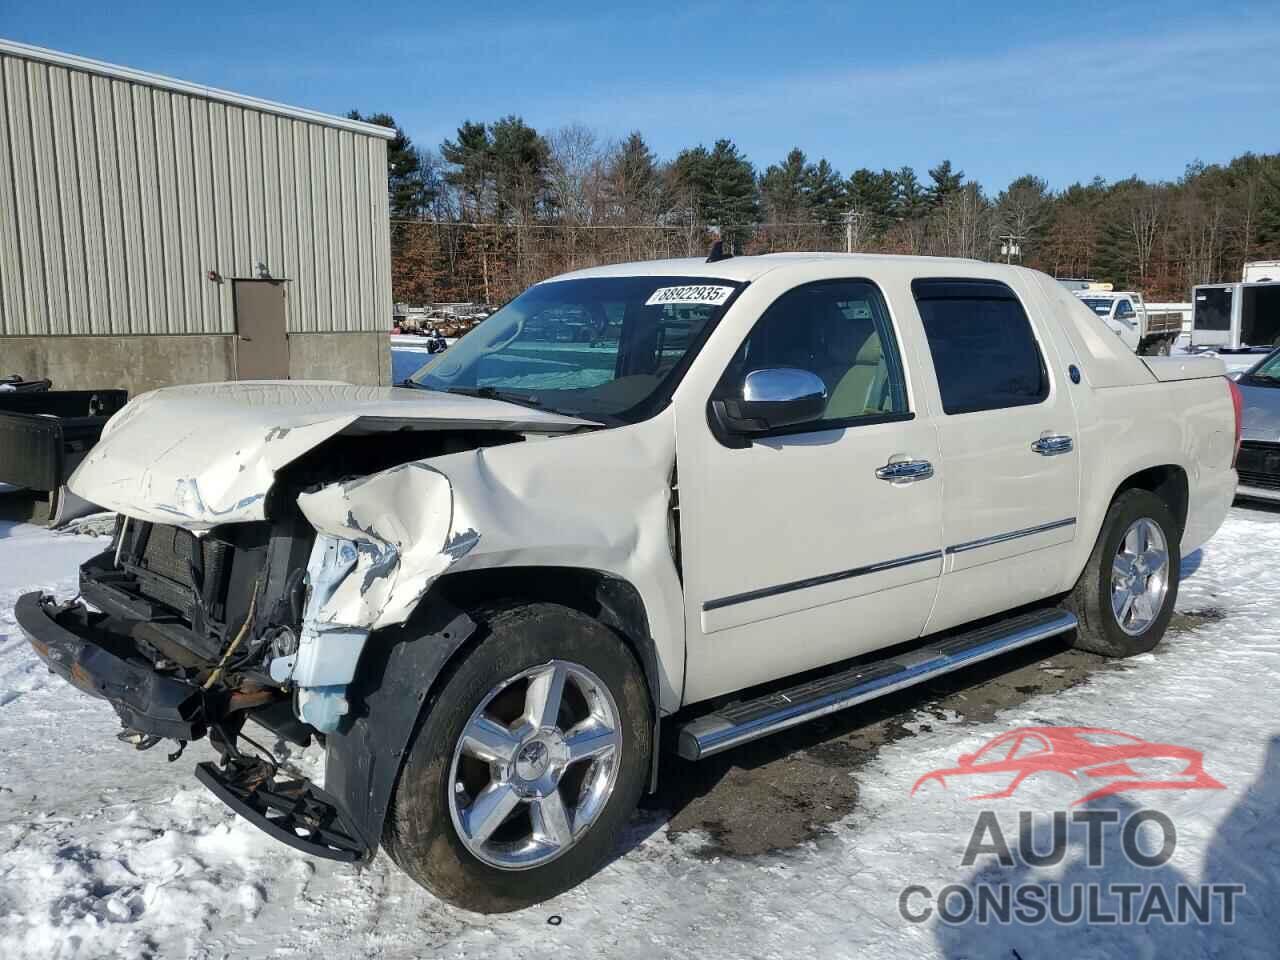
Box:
0 47 391 338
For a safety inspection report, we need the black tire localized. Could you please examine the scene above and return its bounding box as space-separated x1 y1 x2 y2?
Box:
383 601 652 913
1065 489 1180 657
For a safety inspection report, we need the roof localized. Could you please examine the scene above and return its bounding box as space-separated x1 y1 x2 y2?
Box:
0 38 395 140
545 251 990 284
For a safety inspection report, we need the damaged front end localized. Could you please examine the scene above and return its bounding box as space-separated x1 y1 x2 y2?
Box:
17 473 481 861
14 391 581 861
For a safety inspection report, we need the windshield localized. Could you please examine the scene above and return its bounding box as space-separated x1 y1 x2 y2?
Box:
1079 298 1114 316
406 276 742 420
1246 347 1280 382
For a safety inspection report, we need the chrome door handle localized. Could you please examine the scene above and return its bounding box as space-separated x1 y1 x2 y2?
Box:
875 459 934 484
1032 434 1074 456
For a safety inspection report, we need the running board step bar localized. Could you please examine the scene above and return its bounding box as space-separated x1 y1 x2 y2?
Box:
676 608 1077 761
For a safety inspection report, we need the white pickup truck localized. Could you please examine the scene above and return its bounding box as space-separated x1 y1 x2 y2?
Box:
1074 290 1183 355
17 254 1239 913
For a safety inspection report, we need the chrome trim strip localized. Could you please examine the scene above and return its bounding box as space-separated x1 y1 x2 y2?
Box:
702 549 943 612
945 517 1076 555
681 610 1079 759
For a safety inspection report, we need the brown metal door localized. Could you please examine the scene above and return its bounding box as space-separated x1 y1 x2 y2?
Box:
233 280 289 380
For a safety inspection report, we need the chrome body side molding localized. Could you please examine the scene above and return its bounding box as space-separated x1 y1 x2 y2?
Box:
702 549 943 612
945 518 1076 555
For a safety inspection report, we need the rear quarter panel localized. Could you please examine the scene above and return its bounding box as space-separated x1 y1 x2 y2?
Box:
1065 376 1235 588
1028 274 1235 587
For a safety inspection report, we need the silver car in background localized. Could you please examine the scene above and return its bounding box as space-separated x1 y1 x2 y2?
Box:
1236 347 1280 502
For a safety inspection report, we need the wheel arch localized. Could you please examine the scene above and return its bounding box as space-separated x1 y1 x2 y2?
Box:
1065 462 1189 598
323 566 666 857
1112 463 1189 540
433 564 665 732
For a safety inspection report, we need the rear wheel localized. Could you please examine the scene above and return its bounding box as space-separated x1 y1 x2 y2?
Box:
384 602 652 913
1065 489 1180 657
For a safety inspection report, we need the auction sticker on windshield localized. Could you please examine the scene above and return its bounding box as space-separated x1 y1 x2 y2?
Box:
644 284 735 307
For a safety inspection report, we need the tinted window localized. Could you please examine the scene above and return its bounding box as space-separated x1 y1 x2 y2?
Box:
717 279 909 428
912 279 1048 415
1116 300 1135 320
1194 288 1232 331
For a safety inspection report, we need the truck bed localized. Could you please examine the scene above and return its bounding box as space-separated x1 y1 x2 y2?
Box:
1145 310 1183 337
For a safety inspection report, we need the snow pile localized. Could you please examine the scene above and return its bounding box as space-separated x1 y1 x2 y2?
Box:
2 507 1279 957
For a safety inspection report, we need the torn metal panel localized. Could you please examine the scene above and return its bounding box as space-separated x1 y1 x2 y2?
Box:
295 462 479 631
67 381 594 529
271 469 478 730
292 416 684 709
284 414 685 710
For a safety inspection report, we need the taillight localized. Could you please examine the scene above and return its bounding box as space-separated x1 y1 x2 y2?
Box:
1227 377 1243 466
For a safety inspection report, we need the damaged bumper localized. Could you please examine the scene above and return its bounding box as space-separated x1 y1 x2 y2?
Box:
17 587 481 866
17 589 378 862
15 591 206 740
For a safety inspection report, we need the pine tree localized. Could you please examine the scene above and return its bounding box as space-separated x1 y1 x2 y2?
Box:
844 168 897 247
802 158 844 223
926 160 964 208
673 139 759 251
488 116 551 223
759 148 810 223
348 111 434 219
440 121 494 220
603 132 661 224
893 166 928 220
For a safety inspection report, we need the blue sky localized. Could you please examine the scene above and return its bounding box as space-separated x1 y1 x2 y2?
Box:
4 1 1278 190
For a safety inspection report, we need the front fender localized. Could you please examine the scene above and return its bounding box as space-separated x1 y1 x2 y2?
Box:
323 599 477 856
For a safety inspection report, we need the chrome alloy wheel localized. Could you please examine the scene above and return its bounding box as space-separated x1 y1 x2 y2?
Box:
447 660 622 870
1111 518 1170 636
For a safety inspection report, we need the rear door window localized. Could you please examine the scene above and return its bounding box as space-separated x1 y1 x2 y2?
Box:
911 279 1048 415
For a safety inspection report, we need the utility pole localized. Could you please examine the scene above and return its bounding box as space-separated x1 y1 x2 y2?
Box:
999 233 1025 264
844 210 869 253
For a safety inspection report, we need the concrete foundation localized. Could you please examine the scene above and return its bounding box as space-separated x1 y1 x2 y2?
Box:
1 332 389 396
287 332 391 386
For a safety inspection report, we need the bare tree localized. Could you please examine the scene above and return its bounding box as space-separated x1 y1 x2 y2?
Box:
548 124 606 226
1127 186 1164 283
932 183 990 258
994 175 1051 260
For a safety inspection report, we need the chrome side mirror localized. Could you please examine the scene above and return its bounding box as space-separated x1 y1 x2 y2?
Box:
712 367 828 436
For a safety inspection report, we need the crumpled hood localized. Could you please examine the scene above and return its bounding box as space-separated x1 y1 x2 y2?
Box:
68 380 594 529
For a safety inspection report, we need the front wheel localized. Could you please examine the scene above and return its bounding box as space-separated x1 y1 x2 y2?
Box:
1065 489 1180 657
384 602 652 913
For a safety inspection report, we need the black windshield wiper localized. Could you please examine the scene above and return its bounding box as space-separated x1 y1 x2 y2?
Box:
446 386 545 410
398 378 430 389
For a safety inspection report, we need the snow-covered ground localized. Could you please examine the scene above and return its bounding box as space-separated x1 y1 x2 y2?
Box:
2 504 1278 959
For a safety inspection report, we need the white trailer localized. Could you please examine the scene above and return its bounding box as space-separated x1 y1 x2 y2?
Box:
1192 281 1280 350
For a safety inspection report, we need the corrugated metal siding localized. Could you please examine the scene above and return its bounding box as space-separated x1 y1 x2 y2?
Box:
0 52 390 337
